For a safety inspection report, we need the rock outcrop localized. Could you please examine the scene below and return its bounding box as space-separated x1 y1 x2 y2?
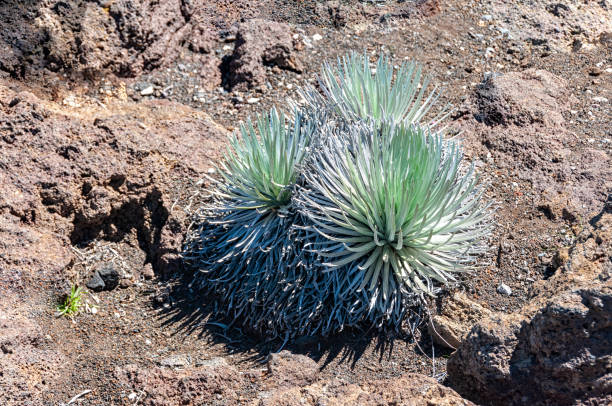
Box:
0 0 255 84
117 349 474 406
0 81 227 403
0 81 227 281
447 210 612 406
474 69 572 127
429 292 493 349
228 19 303 90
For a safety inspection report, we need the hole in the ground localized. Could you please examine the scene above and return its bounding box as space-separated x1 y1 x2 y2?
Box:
108 174 126 191
81 181 92 196
219 54 233 91
537 204 555 221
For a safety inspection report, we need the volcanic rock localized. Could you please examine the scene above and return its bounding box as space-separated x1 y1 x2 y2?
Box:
228 19 303 90
447 211 612 405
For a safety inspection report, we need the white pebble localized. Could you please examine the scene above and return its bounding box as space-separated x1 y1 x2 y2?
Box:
497 283 512 295
128 392 138 401
312 33 323 41
593 96 608 103
140 85 154 96
247 97 260 104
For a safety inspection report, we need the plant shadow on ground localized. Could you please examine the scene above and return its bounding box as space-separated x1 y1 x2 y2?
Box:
155 269 452 370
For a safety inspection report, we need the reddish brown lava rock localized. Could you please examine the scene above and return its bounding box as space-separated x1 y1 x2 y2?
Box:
448 211 612 406
116 359 247 405
258 372 475 406
458 68 610 219
228 19 304 90
0 0 226 86
0 81 228 404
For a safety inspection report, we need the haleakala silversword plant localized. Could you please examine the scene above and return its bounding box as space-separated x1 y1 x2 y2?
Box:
184 51 491 338
297 122 491 328
301 52 451 127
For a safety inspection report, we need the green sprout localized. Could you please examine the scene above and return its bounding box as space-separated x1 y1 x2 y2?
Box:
57 285 84 318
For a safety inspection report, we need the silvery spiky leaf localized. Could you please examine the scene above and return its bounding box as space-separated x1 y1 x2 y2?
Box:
216 107 312 210
182 106 338 337
300 52 450 127
186 108 314 268
299 122 491 317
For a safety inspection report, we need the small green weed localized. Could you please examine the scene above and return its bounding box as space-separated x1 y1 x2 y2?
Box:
57 285 83 318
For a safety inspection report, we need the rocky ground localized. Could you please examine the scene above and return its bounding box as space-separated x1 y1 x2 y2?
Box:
0 1 610 405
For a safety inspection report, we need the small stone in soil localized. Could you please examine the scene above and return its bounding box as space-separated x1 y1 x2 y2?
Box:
497 283 512 295
142 263 154 280
160 354 190 367
589 67 602 76
86 272 105 292
98 265 120 290
140 85 154 96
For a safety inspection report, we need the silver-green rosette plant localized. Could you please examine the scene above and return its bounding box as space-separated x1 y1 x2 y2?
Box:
297 122 491 326
184 52 491 338
301 52 451 128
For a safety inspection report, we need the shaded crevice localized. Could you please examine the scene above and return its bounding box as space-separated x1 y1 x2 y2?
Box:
69 188 169 272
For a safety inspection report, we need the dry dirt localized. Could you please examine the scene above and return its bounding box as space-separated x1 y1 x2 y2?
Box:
0 0 610 405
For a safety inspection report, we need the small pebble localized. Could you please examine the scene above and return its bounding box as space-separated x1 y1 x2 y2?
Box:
142 263 154 280
497 27 510 37
140 85 154 96
312 33 323 41
128 393 138 401
497 283 512 295
160 354 190 367
592 96 608 103
589 67 602 76
247 97 260 104
481 14 493 21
